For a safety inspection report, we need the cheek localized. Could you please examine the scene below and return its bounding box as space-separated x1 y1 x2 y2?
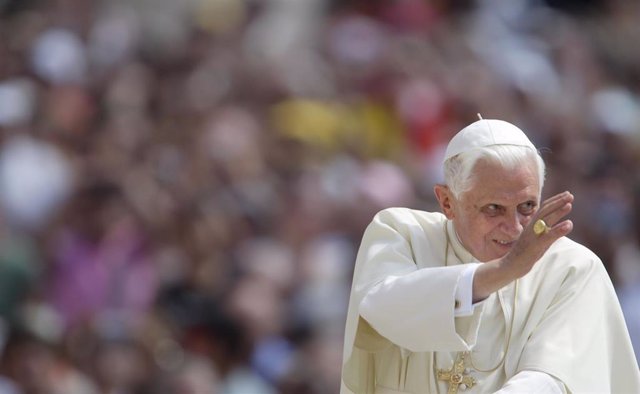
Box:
477 219 504 246
467 218 495 245
473 216 497 232
520 213 535 227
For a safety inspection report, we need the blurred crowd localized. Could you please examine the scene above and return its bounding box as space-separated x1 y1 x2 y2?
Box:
0 0 639 393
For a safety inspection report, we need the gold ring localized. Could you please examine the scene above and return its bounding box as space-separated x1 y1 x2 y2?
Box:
533 219 549 236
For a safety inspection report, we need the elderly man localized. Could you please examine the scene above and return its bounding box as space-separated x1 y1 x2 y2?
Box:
341 119 640 393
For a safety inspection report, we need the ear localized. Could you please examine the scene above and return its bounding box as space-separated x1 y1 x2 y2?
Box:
434 184 456 219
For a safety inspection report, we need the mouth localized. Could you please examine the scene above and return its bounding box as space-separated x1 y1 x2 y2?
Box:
494 239 515 248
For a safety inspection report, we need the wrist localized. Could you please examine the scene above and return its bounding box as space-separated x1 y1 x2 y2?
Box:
472 259 520 302
498 254 531 279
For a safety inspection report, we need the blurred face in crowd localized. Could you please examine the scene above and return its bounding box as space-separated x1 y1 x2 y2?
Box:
436 158 541 262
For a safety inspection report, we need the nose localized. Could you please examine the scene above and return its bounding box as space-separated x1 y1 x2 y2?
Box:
501 212 524 238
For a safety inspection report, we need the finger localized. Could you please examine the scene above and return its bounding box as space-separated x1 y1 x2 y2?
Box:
539 191 573 213
530 219 573 253
540 201 572 228
541 191 571 207
548 219 573 239
537 191 573 219
540 190 571 208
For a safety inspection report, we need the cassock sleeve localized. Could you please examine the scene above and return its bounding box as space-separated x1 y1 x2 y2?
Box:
356 209 483 352
455 263 482 316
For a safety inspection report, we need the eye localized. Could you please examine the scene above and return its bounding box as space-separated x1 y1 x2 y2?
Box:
518 201 537 215
482 204 501 217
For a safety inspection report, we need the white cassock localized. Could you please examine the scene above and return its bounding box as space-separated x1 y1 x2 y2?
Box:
341 208 640 394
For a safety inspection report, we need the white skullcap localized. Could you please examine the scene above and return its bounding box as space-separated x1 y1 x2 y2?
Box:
444 119 536 162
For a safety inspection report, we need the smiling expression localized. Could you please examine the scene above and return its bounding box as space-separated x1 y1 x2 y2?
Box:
436 158 541 262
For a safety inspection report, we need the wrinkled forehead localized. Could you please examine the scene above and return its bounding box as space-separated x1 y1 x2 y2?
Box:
465 157 542 201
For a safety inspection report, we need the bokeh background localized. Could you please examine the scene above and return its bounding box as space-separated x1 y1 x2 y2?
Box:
0 0 639 393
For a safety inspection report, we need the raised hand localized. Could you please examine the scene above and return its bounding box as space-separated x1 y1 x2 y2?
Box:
472 191 574 302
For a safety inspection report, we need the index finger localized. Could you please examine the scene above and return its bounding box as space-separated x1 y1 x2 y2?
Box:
536 191 573 219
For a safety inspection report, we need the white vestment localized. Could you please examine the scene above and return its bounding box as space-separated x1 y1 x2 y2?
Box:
341 208 640 393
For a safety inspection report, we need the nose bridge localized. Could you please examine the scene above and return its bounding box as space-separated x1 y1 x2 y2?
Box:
501 208 523 235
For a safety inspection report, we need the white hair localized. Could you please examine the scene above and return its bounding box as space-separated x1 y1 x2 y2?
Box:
443 144 546 199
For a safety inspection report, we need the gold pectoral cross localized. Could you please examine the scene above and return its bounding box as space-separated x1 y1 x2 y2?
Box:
437 352 476 394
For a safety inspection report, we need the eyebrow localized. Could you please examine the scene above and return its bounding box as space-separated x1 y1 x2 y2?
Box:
479 199 537 209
